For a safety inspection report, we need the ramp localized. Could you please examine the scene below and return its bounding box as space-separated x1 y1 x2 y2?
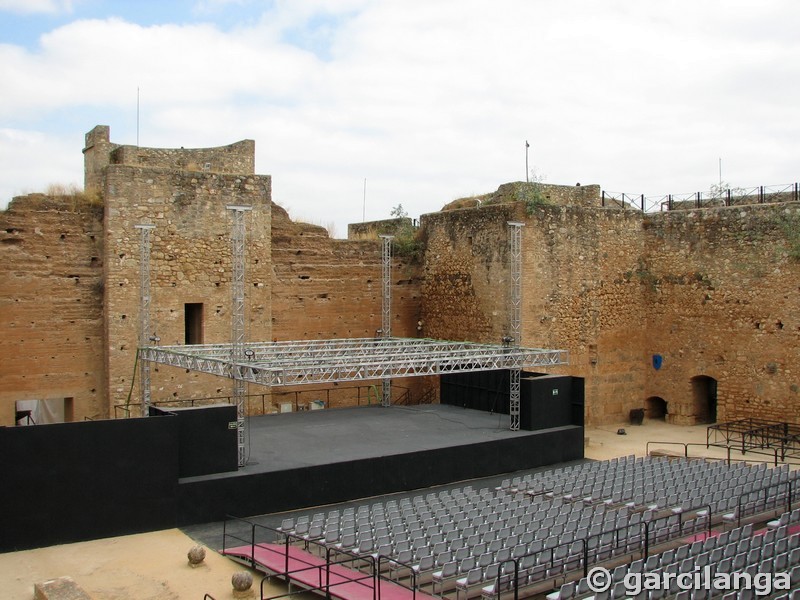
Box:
223 542 436 600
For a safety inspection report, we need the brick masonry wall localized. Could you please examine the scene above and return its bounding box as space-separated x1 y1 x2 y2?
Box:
271 203 429 408
0 195 105 425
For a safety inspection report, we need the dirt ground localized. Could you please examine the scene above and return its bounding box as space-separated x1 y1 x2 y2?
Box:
0 528 296 600
0 419 778 599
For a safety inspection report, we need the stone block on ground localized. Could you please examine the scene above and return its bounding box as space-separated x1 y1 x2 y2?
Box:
34 576 92 600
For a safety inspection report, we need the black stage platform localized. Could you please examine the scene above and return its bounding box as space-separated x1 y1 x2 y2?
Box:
177 404 583 525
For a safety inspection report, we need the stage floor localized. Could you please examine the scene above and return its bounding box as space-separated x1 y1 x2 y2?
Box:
233 404 531 475
176 404 583 525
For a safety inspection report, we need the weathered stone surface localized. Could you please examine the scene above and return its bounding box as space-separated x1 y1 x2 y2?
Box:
2 124 798 428
33 576 92 600
0 195 105 421
420 199 800 425
187 544 206 566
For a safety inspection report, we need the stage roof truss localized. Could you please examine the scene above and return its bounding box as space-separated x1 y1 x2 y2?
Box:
139 337 568 387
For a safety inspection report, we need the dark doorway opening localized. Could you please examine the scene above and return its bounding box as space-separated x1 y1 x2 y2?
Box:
185 303 204 345
691 375 718 424
646 396 668 420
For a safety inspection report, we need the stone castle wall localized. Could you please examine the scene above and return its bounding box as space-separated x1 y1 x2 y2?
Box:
640 204 800 424
0 195 105 424
110 140 255 175
420 202 650 424
420 199 800 426
347 217 415 240
271 203 429 407
3 124 797 427
102 165 272 412
83 125 255 194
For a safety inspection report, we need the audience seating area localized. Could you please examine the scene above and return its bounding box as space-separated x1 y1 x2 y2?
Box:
226 456 800 600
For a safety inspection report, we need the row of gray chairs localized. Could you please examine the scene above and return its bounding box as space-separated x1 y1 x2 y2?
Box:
549 521 800 600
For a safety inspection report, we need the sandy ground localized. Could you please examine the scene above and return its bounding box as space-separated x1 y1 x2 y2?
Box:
586 419 720 461
0 419 781 599
0 528 296 600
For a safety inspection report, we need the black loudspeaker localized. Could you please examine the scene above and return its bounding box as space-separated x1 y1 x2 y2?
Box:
520 375 583 431
440 370 585 431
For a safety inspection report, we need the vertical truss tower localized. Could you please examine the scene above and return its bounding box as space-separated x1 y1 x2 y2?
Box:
508 221 525 431
380 235 393 407
228 205 252 466
135 224 155 418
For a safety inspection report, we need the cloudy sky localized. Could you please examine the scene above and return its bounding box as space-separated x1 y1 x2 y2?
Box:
1 0 798 237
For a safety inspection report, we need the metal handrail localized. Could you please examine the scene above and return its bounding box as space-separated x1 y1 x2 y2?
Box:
226 518 378 600
602 181 800 212
376 554 419 600
726 477 798 527
646 439 800 467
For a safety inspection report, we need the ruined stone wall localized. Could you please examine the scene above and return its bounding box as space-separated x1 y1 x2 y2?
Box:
103 165 272 413
641 203 800 424
420 197 800 426
110 140 255 175
83 126 120 193
443 182 602 211
420 202 649 424
347 217 415 240
271 203 428 408
519 205 649 424
0 195 105 425
10 123 796 427
420 204 516 343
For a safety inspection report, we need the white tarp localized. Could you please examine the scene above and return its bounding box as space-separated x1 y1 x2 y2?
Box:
15 399 65 425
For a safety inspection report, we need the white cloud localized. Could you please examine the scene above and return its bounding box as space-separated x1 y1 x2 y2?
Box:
0 129 81 204
1 0 799 235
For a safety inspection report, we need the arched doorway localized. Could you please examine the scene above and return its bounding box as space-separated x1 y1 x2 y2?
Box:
691 376 718 424
645 396 668 420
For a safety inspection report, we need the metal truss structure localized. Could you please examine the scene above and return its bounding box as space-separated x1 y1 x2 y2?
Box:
380 235 393 407
139 337 568 388
228 205 252 466
508 222 525 431
135 224 155 418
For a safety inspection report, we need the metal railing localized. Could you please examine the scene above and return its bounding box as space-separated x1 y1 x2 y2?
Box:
646 440 795 467
723 478 798 528
113 383 418 419
602 182 800 212
222 516 428 600
376 555 420 600
223 496 719 600
647 437 800 467
482 503 710 600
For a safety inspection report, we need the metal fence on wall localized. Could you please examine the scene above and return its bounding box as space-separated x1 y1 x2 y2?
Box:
602 182 800 212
